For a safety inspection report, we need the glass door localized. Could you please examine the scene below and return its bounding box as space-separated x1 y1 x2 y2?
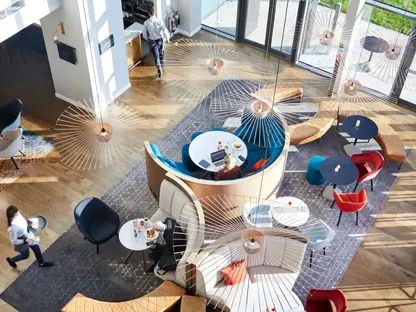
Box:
242 0 272 47
240 0 303 59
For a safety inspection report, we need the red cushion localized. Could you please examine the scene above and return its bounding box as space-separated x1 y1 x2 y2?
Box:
251 159 268 173
220 260 247 286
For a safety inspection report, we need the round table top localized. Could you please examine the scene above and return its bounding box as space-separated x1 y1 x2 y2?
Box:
119 219 153 251
28 216 47 233
189 131 248 172
360 36 389 53
343 115 378 140
271 197 310 227
320 156 359 186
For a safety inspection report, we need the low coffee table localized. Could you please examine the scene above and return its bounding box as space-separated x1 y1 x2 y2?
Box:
342 115 378 156
119 219 154 270
320 156 359 200
272 197 310 227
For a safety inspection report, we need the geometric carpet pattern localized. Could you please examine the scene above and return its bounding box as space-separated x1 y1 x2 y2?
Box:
0 104 402 311
0 130 55 193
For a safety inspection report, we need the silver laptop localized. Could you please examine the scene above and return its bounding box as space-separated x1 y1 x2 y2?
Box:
210 149 226 167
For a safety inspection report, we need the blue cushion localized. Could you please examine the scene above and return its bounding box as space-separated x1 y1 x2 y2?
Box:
157 156 177 169
182 144 190 156
150 143 161 157
264 146 283 169
306 156 326 185
191 132 204 141
211 128 226 132
243 143 267 175
165 158 177 169
175 162 191 175
182 144 197 171
235 115 285 148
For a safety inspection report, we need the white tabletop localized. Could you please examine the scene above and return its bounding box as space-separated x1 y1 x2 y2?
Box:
189 131 248 172
272 197 310 227
119 219 152 251
124 22 144 45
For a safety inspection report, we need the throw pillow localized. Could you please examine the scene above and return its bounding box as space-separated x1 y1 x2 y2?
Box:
220 260 247 286
251 159 264 173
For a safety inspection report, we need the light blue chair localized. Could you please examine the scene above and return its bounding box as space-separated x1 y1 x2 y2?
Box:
306 156 325 185
191 131 203 141
0 99 22 136
302 220 335 267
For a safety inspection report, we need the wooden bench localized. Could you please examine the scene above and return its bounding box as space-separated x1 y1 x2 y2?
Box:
251 82 338 145
61 280 186 312
289 101 338 145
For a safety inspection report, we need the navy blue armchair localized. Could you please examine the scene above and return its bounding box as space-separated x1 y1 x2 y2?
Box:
0 99 23 136
74 197 120 254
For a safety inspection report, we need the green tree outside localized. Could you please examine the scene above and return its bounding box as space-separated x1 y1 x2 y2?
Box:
319 0 415 34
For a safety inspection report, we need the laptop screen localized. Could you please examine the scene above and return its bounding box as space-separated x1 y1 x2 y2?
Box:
210 149 226 162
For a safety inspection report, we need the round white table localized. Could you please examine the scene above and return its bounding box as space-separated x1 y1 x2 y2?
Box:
272 197 310 227
189 131 248 172
119 219 153 269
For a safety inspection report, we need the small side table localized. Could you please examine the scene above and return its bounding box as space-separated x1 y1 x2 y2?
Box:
180 295 207 312
342 115 378 157
272 197 310 227
119 219 153 270
359 36 389 72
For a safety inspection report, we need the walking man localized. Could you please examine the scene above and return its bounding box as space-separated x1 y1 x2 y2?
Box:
143 6 170 78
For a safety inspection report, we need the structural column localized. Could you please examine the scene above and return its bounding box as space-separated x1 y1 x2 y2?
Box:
41 0 130 106
332 0 367 93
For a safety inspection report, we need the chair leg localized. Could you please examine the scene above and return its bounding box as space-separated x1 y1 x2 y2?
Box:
353 182 359 193
337 211 343 226
356 211 359 226
336 119 340 130
11 157 19 169
323 247 326 255
309 250 313 268
371 179 374 192
18 150 26 157
18 125 25 139
331 200 336 208
96 244 100 254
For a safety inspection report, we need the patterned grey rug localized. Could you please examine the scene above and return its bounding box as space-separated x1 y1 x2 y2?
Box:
0 100 404 311
0 130 55 193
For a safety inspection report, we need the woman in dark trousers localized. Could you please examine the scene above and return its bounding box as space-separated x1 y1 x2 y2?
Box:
5 206 53 268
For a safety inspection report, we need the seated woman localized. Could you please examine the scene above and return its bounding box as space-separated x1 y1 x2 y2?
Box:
215 155 242 181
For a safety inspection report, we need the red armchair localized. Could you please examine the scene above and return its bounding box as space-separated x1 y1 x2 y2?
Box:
306 288 347 312
332 189 367 226
350 151 384 192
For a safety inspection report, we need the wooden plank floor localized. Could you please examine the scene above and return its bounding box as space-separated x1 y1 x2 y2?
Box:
0 30 415 311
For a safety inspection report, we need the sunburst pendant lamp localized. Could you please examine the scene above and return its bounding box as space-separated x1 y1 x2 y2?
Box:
54 98 147 171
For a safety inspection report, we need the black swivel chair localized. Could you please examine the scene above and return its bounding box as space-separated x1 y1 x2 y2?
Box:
0 99 23 136
74 197 120 254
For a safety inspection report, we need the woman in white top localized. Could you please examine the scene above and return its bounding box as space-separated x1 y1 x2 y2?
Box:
6 206 53 268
